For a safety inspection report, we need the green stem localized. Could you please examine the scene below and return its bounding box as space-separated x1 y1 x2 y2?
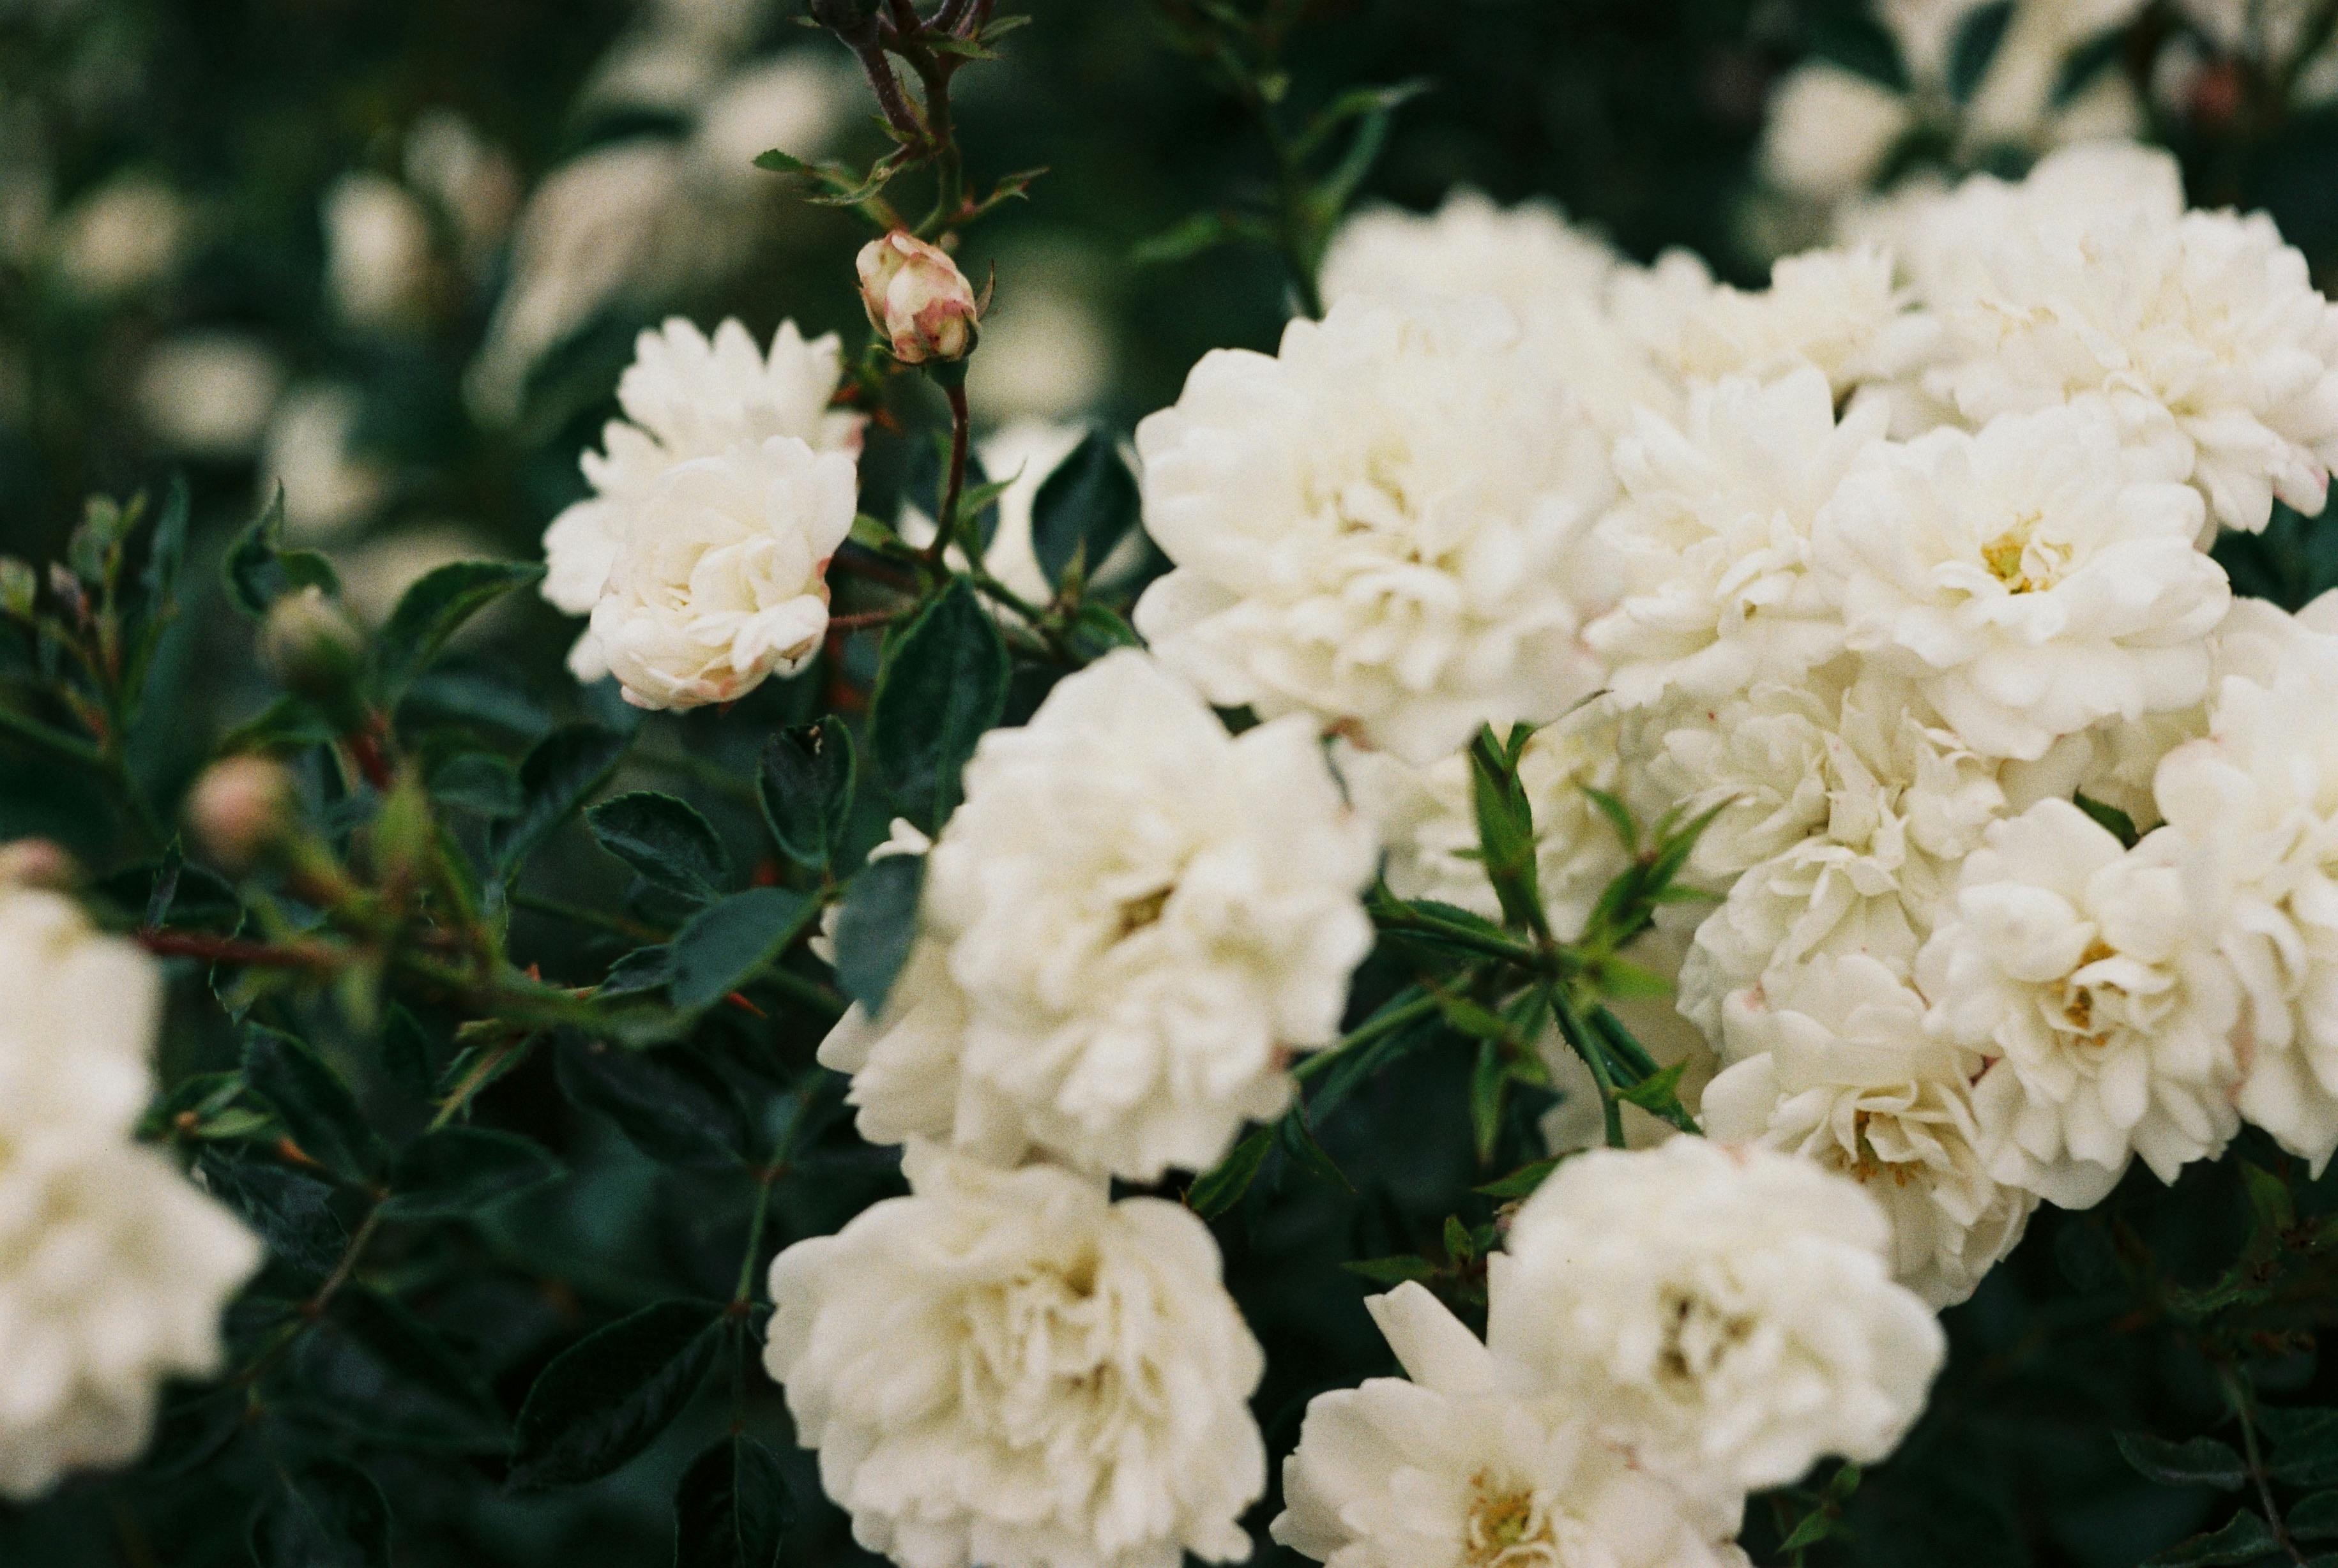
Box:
733 1164 783 1305
1294 990 1439 1083
509 889 665 944
0 702 101 764
1553 987 1627 1150
2224 1365 2311 1566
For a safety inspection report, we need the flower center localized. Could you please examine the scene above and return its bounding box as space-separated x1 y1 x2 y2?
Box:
1656 1285 1756 1389
1114 886 1174 938
1463 1473 1562 1568
1978 514 2068 593
2057 939 2120 1047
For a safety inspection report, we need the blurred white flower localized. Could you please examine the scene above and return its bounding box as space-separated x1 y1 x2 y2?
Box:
261 384 388 543
1703 953 2036 1307
1492 1137 1945 1491
691 51 861 179
968 270 1114 422
1815 399 2229 760
1919 799 2243 1207
0 1140 261 1501
133 332 284 460
823 651 1377 1181
51 174 186 298
588 434 855 710
1271 1283 1743 1568
1586 367 1876 710
1759 66 1915 203
323 172 435 331
1134 292 1616 764
765 1143 1264 1568
0 883 162 1139
335 524 500 626
404 110 520 262
542 316 860 681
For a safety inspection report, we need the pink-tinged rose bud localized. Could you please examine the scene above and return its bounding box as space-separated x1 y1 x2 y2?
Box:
856 231 980 365
186 757 295 872
0 838 79 890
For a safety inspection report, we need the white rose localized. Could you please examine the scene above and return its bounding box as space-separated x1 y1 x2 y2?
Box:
1918 800 2244 1207
764 1144 1264 1568
588 435 856 711
0 1140 262 1500
323 172 435 331
1816 399 2228 761
1586 367 1878 711
0 884 164 1140
542 316 863 682
1132 292 1616 764
1759 65 1913 201
1704 954 2037 1308
1491 1138 1945 1491
820 651 1377 1181
1271 1283 1743 1568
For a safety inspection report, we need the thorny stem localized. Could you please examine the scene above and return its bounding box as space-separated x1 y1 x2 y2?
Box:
1552 986 1629 1150
137 930 340 970
2224 1364 2312 1565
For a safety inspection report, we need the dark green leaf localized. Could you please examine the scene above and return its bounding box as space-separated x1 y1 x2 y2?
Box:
429 752 522 817
669 887 814 1013
1468 1037 1507 1166
2141 1510 2280 1567
598 945 678 1000
2074 791 2142 849
491 725 628 878
287 1290 508 1452
1807 13 1909 91
2115 1431 2247 1491
381 1127 562 1220
2293 1491 2338 1541
1615 1061 1692 1119
1188 1126 1274 1221
832 854 925 1016
195 1150 345 1282
1468 727 1544 933
249 1458 391 1568
588 791 732 903
140 473 190 614
869 580 1008 831
243 1025 381 1181
758 719 857 871
1031 428 1139 587
2263 1406 2338 1486
674 1434 792 1568
555 1040 754 1168
1947 1 2015 102
224 490 341 619
374 561 543 695
1475 1158 1563 1200
509 1300 727 1492
1278 1103 1351 1192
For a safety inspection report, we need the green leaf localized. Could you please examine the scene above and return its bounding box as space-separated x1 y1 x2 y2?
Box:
1476 1158 1563 1200
598 945 677 1000
869 580 1009 831
509 1300 727 1492
2141 1510 2280 1567
1468 727 1544 933
374 560 543 697
674 1434 793 1568
669 887 814 1013
2242 1159 2296 1233
224 489 341 619
381 1127 562 1221
491 725 628 879
249 1458 391 1568
1279 1103 1351 1192
2074 791 2142 849
555 1039 753 1168
195 1150 345 1283
1130 211 1266 268
140 474 191 613
2293 1491 2338 1541
1188 1126 1273 1221
1339 1255 1439 1286
2115 1431 2248 1491
1580 786 1639 855
1615 1061 1691 1118
832 855 925 1016
588 792 733 904
1468 1037 1507 1166
1807 13 1910 91
1946 0 2015 102
243 1026 381 1181
1443 1214 1475 1265
2263 1406 2338 1486
429 752 522 817
1775 1505 1839 1554
1293 77 1434 161
287 1290 508 1452
1031 428 1139 587
758 719 857 871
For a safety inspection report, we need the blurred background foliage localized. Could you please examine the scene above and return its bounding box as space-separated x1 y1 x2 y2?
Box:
6 1 2338 1565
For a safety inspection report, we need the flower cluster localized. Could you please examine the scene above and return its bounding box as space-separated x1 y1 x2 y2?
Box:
0 861 260 1499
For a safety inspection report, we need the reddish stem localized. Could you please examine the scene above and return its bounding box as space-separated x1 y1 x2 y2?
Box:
137 930 337 969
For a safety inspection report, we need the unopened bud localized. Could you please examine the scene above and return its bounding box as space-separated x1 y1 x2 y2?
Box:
186 756 295 872
260 585 367 711
0 838 80 890
856 231 980 366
